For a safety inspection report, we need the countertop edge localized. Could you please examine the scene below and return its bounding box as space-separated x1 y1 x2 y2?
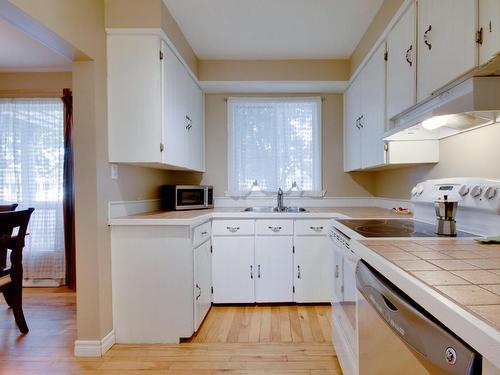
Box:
353 240 500 368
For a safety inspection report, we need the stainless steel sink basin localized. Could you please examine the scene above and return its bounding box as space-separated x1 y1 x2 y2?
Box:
242 206 307 213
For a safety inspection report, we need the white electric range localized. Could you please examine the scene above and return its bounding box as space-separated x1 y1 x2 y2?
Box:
328 177 500 375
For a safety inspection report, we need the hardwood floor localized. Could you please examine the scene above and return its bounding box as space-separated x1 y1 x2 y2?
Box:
0 288 342 374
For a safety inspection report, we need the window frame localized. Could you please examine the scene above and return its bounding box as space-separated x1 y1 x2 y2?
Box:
226 96 322 197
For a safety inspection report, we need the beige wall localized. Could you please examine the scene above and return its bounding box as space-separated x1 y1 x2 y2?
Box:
105 0 198 76
374 125 500 198
0 71 72 97
6 0 200 342
350 0 403 74
198 59 350 82
201 93 375 197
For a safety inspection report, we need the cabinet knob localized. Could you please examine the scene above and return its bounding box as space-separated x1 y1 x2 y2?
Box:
297 265 301 279
195 283 201 300
257 264 261 278
250 265 253 279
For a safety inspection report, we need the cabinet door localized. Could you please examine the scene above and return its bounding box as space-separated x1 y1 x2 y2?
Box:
417 0 477 101
343 78 362 172
187 77 205 172
108 35 163 163
254 237 293 302
212 236 254 303
387 2 416 120
361 42 387 169
194 240 211 331
162 41 189 168
294 236 333 303
479 0 500 64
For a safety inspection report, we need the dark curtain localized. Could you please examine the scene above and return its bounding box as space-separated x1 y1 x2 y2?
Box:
62 89 76 290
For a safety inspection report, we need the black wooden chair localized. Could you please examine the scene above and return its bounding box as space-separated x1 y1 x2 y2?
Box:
0 208 34 333
0 203 18 212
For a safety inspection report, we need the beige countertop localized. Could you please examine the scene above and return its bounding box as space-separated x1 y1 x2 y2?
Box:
109 206 409 226
357 238 500 367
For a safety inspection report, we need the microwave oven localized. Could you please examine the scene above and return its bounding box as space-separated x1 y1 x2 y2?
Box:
161 185 214 211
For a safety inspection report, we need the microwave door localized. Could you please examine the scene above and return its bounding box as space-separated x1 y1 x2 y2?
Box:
176 188 206 210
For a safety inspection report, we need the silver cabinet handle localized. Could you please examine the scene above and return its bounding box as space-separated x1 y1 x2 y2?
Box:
250 265 253 279
355 117 360 129
268 226 282 232
359 115 364 128
297 265 301 279
201 231 208 235
335 265 339 279
310 226 324 232
185 115 192 130
195 283 201 300
257 264 261 278
226 226 240 233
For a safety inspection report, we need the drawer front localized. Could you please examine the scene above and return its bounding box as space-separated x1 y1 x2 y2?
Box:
294 219 330 236
212 220 255 236
193 221 212 247
255 220 294 236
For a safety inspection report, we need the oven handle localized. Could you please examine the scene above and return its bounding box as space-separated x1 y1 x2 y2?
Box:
356 261 480 375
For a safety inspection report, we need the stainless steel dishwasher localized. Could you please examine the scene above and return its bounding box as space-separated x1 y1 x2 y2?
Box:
356 260 482 375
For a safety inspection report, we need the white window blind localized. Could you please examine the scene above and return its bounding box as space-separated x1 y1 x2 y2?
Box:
228 97 322 196
0 98 65 284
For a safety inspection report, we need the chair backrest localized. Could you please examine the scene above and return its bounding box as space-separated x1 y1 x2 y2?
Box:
0 208 34 270
0 203 18 212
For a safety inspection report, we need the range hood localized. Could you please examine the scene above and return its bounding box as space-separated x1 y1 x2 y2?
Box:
384 57 500 142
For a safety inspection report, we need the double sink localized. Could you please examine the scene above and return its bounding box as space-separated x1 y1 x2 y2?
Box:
242 206 308 213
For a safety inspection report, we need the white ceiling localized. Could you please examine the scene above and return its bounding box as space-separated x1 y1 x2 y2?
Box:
0 17 72 71
163 0 384 60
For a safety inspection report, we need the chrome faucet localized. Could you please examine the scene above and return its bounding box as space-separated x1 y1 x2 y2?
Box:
276 187 284 212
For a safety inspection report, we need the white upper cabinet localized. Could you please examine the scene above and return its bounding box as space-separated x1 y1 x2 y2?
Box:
343 76 362 172
386 2 416 120
107 33 205 172
344 43 386 171
417 0 477 102
360 43 387 169
478 0 500 64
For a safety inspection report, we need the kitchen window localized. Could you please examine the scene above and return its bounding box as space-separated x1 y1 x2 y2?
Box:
228 97 322 196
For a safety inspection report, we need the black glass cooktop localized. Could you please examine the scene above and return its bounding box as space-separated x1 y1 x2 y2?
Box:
336 219 475 238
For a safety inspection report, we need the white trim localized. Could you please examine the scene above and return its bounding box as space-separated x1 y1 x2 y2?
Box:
74 330 115 357
108 199 161 221
105 28 199 88
199 81 348 94
0 66 72 72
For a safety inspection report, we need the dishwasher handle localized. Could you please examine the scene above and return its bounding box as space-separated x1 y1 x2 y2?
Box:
356 260 481 375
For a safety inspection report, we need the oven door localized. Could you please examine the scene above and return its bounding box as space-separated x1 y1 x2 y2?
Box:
176 186 207 210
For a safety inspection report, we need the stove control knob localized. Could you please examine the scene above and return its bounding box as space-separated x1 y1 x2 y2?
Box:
458 185 469 197
484 186 498 200
416 185 424 195
470 185 483 198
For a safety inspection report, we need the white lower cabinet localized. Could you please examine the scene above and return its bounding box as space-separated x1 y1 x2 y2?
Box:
193 239 212 331
255 236 294 302
212 219 333 304
294 236 333 303
212 236 255 303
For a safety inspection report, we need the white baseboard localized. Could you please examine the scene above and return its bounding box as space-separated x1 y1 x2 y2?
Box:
74 330 115 357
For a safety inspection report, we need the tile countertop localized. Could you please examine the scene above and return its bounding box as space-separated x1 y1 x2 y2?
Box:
108 206 409 226
356 239 500 369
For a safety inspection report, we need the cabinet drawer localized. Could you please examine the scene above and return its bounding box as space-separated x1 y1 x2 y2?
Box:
212 220 255 236
255 220 294 236
193 221 211 247
294 220 330 236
